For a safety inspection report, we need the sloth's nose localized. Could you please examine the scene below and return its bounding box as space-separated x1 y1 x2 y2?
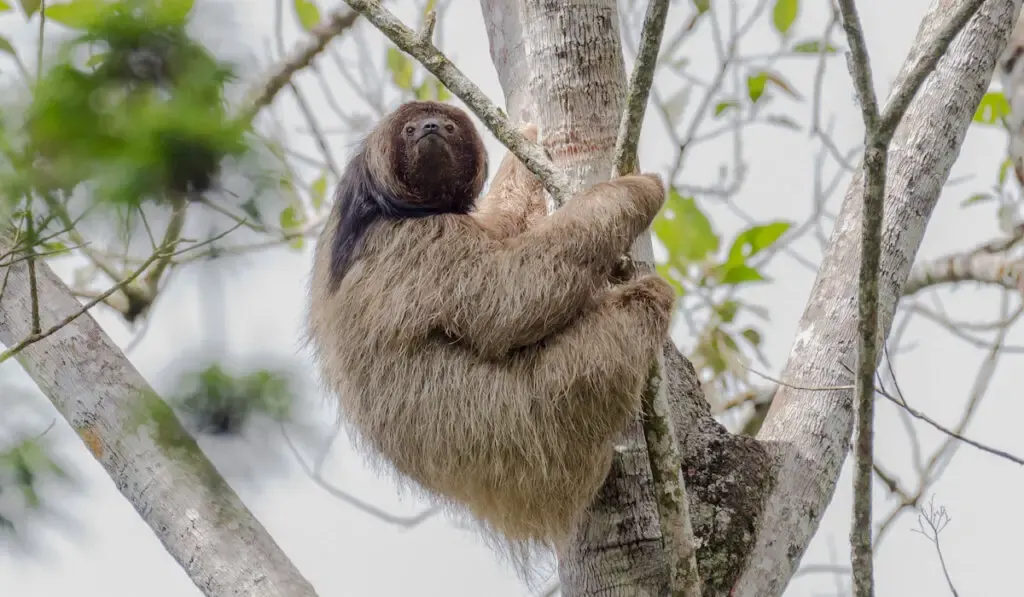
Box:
420 118 442 133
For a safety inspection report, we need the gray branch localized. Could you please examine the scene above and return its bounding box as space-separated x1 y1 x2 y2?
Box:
0 238 318 597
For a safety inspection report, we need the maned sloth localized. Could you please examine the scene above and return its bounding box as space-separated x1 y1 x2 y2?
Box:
305 100 675 550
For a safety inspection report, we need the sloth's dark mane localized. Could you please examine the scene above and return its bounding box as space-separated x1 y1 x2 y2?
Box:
327 145 472 291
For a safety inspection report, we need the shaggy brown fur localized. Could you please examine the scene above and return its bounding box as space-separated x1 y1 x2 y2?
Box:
306 100 675 550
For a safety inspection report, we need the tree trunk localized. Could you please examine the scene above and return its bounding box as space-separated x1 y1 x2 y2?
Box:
479 2 773 596
734 2 1021 595
479 1 1021 596
0 241 317 597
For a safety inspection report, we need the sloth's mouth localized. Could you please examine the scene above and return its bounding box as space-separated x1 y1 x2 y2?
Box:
416 130 445 143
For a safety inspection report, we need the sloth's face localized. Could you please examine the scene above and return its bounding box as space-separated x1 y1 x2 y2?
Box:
393 108 482 211
400 112 460 170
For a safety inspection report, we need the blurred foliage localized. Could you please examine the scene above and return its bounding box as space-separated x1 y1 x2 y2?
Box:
292 0 320 31
1 0 254 217
652 185 790 393
382 1 453 103
171 363 296 436
973 91 1012 126
386 47 452 102
0 429 69 531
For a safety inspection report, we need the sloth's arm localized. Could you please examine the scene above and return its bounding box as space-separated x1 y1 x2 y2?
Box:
471 125 547 239
435 174 666 359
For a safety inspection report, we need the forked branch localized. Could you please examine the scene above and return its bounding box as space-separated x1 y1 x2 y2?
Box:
836 0 996 594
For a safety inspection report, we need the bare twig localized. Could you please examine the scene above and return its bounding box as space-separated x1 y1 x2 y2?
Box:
913 498 960 597
278 422 438 528
876 384 1024 467
341 0 571 204
0 247 168 364
143 197 187 293
239 7 360 123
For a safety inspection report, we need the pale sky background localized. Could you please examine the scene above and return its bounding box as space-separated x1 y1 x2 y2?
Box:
2 1 1023 596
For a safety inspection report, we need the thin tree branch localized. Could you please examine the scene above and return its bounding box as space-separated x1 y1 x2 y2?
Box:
876 385 1024 467
279 422 438 527
0 248 167 365
835 1 883 594
612 1 700 595
876 0 991 144
903 247 1024 295
341 0 572 204
913 499 960 597
612 0 670 178
239 7 361 123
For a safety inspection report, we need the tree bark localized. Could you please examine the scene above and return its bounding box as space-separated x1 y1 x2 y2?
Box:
479 2 773 596
0 242 318 597
734 2 1021 596
480 1 1021 596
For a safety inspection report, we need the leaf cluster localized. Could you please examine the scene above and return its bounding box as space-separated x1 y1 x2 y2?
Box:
0 434 68 531
14 0 252 208
172 363 295 436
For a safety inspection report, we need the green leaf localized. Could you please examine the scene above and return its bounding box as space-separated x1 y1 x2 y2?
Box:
424 0 437 14
714 100 739 117
747 73 767 103
691 0 710 14
434 78 451 101
414 81 434 101
960 192 992 207
293 0 320 31
310 172 327 210
792 39 839 54
772 0 798 37
973 91 1010 126
84 52 107 68
747 70 801 103
278 205 304 230
725 221 791 265
17 0 38 18
653 188 719 264
718 264 766 285
999 158 1014 186
716 300 739 323
741 327 762 347
43 0 106 28
40 241 69 254
386 47 414 90
289 236 305 250
656 263 687 296
0 1 12 13
154 0 195 25
0 35 15 58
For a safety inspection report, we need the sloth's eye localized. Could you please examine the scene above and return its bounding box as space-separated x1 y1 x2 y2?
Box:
405 126 415 135
445 124 455 133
